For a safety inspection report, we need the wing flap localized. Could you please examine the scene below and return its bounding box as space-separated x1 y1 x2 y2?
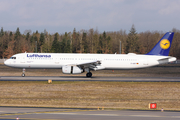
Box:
66 60 104 70
67 60 100 66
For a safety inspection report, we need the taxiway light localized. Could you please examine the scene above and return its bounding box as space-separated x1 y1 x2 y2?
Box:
48 79 52 83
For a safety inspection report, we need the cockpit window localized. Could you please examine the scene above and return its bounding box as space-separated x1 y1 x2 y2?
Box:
10 57 16 59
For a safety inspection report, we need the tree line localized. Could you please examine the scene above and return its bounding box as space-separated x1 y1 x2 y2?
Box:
0 25 180 59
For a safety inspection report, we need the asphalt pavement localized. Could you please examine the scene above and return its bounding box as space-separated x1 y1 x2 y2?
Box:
0 76 180 82
0 107 180 120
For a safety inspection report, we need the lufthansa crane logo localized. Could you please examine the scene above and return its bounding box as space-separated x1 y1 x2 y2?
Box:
160 39 170 49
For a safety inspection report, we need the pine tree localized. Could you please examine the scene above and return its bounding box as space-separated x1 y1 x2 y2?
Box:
14 27 21 53
51 33 59 53
102 31 106 53
39 33 45 52
65 39 71 53
97 35 103 53
0 27 4 37
26 32 30 41
72 28 77 53
106 36 112 53
34 36 38 53
125 25 139 54
61 38 66 53
14 27 21 40
82 32 89 53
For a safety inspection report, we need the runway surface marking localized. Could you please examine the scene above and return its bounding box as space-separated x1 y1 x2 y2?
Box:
0 76 180 82
45 112 119 116
0 109 93 117
1 109 180 120
45 112 180 118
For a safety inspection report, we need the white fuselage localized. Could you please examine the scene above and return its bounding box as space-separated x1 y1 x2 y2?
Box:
4 53 176 70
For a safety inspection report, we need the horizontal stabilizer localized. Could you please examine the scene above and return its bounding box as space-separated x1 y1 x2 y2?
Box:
157 57 177 64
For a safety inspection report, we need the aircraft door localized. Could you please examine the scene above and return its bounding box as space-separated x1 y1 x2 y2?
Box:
20 57 25 63
55 57 59 64
143 57 148 65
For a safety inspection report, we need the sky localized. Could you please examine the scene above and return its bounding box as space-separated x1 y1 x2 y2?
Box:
0 0 180 34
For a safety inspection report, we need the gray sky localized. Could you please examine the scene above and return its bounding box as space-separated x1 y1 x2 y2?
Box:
0 0 180 34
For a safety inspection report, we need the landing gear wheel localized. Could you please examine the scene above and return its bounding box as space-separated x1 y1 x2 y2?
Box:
22 68 25 77
86 72 92 77
22 73 25 77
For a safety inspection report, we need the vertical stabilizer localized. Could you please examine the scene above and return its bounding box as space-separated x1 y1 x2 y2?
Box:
146 32 174 56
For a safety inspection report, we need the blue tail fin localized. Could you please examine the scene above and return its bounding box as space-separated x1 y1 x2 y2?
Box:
146 32 174 56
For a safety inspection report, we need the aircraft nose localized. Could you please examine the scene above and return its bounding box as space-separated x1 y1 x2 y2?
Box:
4 60 9 66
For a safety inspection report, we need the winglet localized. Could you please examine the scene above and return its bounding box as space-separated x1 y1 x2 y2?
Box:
146 32 174 56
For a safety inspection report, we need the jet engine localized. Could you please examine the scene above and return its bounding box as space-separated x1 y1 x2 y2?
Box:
62 66 84 74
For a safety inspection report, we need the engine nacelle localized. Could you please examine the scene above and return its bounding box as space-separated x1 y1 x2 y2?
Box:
62 66 84 74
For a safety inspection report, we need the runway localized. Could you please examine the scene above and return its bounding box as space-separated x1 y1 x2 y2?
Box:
0 76 180 82
0 107 180 120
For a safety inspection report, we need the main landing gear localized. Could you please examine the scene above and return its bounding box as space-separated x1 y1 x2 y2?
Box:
85 68 92 77
22 68 25 77
86 72 92 77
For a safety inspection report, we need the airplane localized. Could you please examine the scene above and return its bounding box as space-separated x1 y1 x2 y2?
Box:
4 32 177 77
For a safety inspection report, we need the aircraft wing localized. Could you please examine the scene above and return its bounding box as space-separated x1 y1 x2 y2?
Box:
67 60 103 70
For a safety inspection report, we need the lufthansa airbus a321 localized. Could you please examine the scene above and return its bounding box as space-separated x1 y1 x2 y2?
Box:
4 32 177 77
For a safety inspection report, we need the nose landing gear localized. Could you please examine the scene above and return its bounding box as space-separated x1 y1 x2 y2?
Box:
22 68 25 77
